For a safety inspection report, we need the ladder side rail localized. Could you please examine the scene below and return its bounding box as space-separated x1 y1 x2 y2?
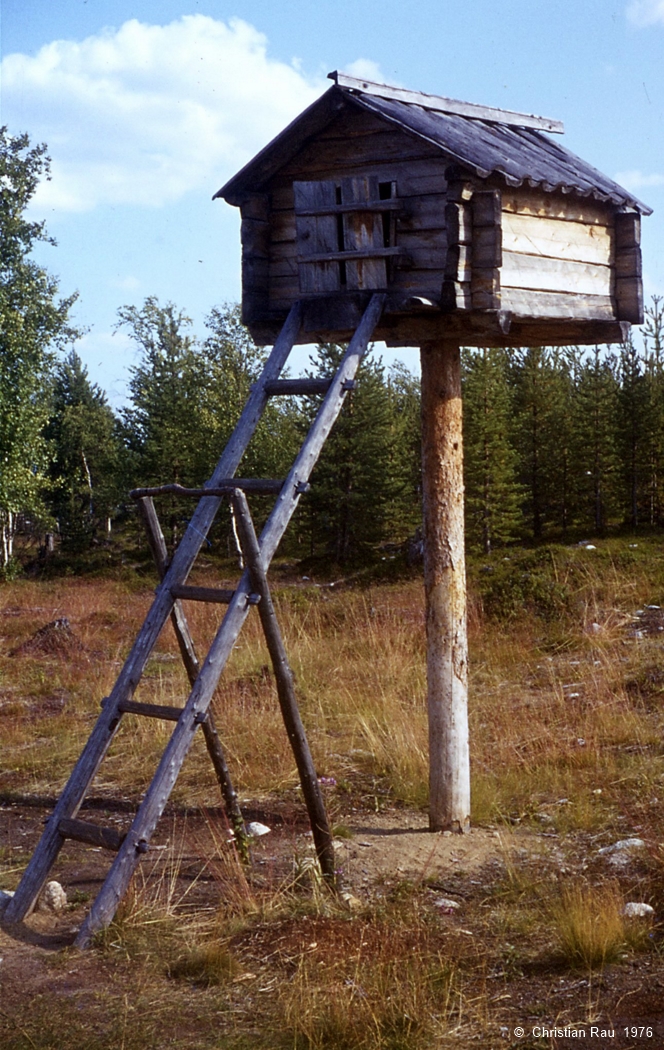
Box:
3 303 302 926
73 294 385 946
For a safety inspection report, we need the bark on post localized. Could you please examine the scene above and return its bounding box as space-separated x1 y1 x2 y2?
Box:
420 339 470 833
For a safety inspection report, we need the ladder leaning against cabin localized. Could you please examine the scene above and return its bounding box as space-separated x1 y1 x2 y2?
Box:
3 293 386 947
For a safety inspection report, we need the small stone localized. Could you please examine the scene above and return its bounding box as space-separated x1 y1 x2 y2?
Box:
39 881 67 913
623 902 655 919
340 892 362 912
442 830 452 838
246 822 271 838
598 838 646 867
433 896 460 913
598 837 646 855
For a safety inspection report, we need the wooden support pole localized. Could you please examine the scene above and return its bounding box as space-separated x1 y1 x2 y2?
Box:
231 489 337 887
420 339 470 833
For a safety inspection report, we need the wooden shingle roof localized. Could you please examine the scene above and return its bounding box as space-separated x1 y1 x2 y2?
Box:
216 73 651 215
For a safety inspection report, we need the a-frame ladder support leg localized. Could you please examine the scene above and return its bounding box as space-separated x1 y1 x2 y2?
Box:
231 488 335 884
136 496 249 861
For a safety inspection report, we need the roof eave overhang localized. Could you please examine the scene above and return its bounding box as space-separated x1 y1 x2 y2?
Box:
215 85 348 205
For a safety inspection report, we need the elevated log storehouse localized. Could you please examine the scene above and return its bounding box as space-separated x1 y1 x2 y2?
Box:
216 72 651 833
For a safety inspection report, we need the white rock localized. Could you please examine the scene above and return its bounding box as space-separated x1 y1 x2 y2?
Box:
598 838 646 867
598 837 646 855
623 902 655 919
246 821 271 838
433 897 460 913
340 892 363 912
39 881 67 913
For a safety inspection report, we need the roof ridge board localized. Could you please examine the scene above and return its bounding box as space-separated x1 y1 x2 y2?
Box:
329 70 564 134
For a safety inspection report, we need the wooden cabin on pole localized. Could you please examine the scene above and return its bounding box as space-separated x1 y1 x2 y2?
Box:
217 71 651 833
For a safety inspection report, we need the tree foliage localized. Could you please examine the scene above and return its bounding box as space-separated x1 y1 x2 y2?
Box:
0 128 76 566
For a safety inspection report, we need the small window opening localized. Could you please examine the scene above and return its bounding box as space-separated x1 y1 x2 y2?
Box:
379 181 396 248
335 185 346 286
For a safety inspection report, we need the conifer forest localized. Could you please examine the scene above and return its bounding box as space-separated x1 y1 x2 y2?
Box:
2 128 664 575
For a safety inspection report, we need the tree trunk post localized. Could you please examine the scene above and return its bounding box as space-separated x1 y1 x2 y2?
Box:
420 339 470 833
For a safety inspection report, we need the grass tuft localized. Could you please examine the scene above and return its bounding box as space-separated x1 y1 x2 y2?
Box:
552 881 626 970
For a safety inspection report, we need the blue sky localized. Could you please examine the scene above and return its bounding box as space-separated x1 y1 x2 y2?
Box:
2 0 663 405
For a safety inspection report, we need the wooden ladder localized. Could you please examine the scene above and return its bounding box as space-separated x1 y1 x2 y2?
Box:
3 294 385 947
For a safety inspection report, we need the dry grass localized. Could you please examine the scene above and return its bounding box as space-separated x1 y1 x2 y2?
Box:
3 538 664 1046
551 881 627 970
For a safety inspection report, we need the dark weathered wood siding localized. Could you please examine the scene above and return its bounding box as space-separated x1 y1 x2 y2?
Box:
257 109 449 317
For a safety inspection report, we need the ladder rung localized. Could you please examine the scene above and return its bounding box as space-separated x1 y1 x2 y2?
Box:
171 585 236 604
58 818 126 852
264 378 332 396
130 479 283 500
118 699 186 722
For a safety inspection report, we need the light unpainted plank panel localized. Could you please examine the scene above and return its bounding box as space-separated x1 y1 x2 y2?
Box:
502 212 613 265
501 287 616 321
501 251 612 296
502 188 612 225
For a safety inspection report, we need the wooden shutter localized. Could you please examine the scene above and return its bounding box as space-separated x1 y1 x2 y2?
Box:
294 181 340 294
340 176 387 290
293 177 402 296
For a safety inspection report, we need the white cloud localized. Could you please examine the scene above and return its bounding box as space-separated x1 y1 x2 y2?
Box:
342 59 396 85
614 169 664 189
1 16 326 213
626 1 664 26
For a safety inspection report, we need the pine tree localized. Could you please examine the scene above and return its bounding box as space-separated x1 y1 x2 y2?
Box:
640 297 664 525
462 347 523 552
617 334 648 528
571 346 621 533
510 347 571 539
45 350 121 551
300 345 408 565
